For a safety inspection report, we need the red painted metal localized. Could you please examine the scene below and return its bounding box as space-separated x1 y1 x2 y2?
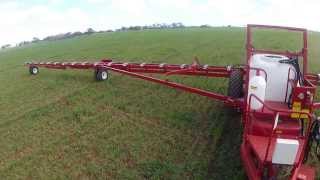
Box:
247 24 309 75
26 60 232 77
106 66 240 105
292 165 316 180
25 24 320 179
243 24 317 180
244 94 314 179
26 59 243 108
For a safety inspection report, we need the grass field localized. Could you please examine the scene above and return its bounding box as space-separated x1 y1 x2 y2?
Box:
0 27 319 179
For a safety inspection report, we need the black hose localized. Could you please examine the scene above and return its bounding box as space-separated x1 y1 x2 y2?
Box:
279 57 303 108
291 57 303 86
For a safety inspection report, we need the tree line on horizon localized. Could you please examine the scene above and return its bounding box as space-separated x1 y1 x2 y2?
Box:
1 22 215 50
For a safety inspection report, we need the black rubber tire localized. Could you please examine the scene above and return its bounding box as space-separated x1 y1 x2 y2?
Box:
29 66 39 75
95 69 109 81
227 69 243 98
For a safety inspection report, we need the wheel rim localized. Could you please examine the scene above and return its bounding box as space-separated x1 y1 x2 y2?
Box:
101 71 107 79
32 68 38 74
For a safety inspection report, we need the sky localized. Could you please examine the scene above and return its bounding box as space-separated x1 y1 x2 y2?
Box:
1 0 319 46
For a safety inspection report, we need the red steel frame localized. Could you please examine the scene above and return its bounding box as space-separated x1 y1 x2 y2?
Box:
245 94 314 179
245 24 309 109
243 24 318 180
26 59 242 107
25 24 320 179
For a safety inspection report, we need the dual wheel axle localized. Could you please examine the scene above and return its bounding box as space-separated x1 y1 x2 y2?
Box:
29 66 109 81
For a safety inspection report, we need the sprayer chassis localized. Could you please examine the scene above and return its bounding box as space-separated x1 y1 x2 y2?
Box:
26 24 320 179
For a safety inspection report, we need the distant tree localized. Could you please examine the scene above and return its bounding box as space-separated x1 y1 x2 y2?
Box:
121 27 128 31
151 24 157 29
85 28 95 35
18 41 30 47
72 31 83 36
161 23 168 29
63 32 72 39
1 44 11 49
43 36 50 41
32 37 40 43
43 33 65 41
128 26 142 31
200 24 211 28
176 22 185 28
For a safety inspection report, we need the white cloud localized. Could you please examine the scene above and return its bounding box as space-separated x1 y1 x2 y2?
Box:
110 0 147 16
86 0 106 3
0 3 92 45
0 0 319 46
48 0 63 5
254 0 320 30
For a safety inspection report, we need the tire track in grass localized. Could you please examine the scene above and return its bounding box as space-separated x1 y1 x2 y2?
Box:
206 110 245 180
0 103 193 179
0 83 202 179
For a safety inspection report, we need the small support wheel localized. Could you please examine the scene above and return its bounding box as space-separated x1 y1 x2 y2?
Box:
29 66 39 75
95 69 109 81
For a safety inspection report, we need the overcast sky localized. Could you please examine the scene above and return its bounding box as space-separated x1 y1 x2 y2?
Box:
1 0 319 45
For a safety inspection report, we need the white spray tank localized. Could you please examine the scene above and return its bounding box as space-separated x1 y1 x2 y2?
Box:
249 54 295 102
248 76 267 110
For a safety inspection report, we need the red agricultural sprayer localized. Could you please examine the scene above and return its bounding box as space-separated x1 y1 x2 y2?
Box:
26 24 320 179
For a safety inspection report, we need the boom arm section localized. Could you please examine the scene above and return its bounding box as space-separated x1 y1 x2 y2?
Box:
26 59 231 77
25 59 243 108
